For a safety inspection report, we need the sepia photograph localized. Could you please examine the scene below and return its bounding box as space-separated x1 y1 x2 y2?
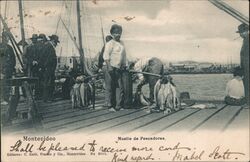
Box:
0 0 249 161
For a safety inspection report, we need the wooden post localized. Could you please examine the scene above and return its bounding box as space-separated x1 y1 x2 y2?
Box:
18 0 26 50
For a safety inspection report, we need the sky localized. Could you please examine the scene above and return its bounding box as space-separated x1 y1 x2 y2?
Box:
0 0 249 64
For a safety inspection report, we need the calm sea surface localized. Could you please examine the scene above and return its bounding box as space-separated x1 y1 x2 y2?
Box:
141 73 232 101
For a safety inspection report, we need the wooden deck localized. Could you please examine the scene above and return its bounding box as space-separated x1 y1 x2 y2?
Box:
1 95 249 135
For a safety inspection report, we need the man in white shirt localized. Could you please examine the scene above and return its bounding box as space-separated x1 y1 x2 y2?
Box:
225 66 246 106
103 24 127 111
133 57 151 81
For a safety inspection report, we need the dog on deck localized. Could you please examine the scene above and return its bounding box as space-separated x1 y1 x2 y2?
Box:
153 75 180 114
70 75 94 109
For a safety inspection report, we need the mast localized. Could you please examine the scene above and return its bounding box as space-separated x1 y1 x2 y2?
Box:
76 0 93 76
100 15 105 45
76 0 85 73
18 0 26 50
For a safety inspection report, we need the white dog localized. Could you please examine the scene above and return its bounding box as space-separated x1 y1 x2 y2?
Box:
154 75 180 114
71 76 93 109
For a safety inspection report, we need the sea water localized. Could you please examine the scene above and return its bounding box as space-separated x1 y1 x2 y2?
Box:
141 73 232 101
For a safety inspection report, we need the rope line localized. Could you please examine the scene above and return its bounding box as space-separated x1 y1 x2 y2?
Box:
209 0 249 25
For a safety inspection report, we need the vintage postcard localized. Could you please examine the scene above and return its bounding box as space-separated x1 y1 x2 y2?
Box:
0 0 249 162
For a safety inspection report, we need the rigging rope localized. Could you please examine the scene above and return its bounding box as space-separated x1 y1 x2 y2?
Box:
55 0 66 35
4 0 8 20
208 0 249 26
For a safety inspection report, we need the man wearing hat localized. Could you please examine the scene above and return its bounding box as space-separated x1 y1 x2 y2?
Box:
38 33 48 43
103 24 127 111
237 23 249 106
24 34 39 77
36 33 48 69
41 34 59 102
31 33 49 99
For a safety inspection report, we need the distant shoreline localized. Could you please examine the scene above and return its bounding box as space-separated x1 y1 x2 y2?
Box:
168 72 232 75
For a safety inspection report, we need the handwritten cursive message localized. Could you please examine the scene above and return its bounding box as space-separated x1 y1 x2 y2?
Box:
6 136 246 162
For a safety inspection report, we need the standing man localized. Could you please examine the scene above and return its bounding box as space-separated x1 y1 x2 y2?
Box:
237 23 249 106
98 35 113 70
103 24 127 111
36 33 48 74
0 32 16 105
34 33 48 99
24 34 39 77
42 34 59 102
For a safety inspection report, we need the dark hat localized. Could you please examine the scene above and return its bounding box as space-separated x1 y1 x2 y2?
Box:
31 34 38 40
233 66 244 77
38 33 48 41
236 23 249 33
110 24 122 34
49 34 60 43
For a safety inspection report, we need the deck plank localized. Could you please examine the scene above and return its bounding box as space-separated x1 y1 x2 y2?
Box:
40 103 73 114
39 99 103 112
54 108 147 134
43 107 108 123
40 102 104 118
97 108 198 134
43 109 112 129
42 102 104 118
193 105 242 131
166 104 226 131
2 120 34 134
73 108 150 134
38 99 71 107
127 109 199 134
224 107 249 130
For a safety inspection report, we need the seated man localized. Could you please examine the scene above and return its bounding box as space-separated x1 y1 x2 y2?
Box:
224 66 246 106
